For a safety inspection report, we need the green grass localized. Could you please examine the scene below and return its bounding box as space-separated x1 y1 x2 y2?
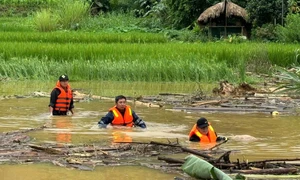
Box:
0 57 237 82
0 13 299 83
0 17 32 32
0 31 168 43
0 0 59 6
0 40 298 67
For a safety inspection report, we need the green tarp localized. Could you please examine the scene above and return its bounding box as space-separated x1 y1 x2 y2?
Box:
181 154 233 180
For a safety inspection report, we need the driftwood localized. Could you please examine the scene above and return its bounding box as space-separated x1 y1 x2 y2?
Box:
1 127 300 177
181 147 213 160
150 141 213 160
231 168 298 175
28 144 65 155
208 139 229 150
172 107 288 113
158 156 185 164
191 100 229 107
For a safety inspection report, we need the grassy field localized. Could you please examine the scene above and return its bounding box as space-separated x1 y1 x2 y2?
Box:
0 4 299 83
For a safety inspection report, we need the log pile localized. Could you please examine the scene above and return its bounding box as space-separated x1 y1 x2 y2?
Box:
0 127 299 178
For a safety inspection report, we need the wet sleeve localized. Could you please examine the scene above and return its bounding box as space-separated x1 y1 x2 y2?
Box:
49 88 60 108
98 111 114 128
132 110 146 128
69 98 74 110
216 136 227 142
189 134 200 142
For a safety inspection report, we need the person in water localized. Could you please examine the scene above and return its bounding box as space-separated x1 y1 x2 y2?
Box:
98 95 146 128
189 117 226 143
49 74 74 116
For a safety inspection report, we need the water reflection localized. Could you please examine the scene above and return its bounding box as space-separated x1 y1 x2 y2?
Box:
52 116 73 144
111 128 133 143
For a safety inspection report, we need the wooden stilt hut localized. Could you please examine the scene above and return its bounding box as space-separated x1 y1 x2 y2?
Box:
197 0 249 38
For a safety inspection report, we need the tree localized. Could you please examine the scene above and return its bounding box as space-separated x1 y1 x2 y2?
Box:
165 0 210 29
246 0 288 27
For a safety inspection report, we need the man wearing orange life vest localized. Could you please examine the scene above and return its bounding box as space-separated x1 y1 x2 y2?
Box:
189 117 226 143
98 95 146 128
49 74 74 116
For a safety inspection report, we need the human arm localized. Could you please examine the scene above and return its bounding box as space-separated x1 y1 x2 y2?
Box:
189 134 200 142
69 98 74 114
215 131 227 142
49 89 59 115
98 111 114 128
216 136 227 142
132 110 146 128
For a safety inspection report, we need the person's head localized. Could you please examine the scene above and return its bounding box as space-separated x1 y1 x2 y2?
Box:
196 117 209 135
58 74 69 88
115 95 127 110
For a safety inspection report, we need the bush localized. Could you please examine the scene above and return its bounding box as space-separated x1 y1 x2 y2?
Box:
33 0 90 31
251 23 278 41
56 0 90 30
276 13 300 43
33 9 58 32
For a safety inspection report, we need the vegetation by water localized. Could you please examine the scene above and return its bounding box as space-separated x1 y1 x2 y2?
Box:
0 0 300 83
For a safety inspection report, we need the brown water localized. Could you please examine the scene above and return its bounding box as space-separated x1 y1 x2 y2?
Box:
0 80 300 179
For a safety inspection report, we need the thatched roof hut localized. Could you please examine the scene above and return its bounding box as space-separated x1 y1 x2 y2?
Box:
197 0 249 38
198 0 248 25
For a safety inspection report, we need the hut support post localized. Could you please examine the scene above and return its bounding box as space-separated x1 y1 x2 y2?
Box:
224 0 228 37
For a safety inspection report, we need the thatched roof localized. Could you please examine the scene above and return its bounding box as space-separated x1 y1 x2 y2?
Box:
198 0 248 24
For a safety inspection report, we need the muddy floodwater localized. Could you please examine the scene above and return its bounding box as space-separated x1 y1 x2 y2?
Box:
0 80 299 179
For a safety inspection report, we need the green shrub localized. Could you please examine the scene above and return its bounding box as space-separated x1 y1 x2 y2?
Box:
251 23 278 41
56 0 90 30
276 13 300 43
33 9 58 32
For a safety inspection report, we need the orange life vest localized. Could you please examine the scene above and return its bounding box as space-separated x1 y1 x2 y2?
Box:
109 106 134 127
54 81 72 112
188 124 217 143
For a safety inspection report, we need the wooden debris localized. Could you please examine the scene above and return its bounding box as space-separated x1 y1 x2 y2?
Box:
29 144 64 155
230 168 298 175
0 128 300 177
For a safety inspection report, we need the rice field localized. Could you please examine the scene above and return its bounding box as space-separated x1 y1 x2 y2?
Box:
0 38 298 82
0 11 299 82
0 0 59 6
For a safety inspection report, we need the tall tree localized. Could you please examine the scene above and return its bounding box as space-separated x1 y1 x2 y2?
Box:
165 0 210 29
246 0 288 27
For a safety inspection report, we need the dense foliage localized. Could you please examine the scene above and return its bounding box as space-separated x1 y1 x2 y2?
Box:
246 0 288 27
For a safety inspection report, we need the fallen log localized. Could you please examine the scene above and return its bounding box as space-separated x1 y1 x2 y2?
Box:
215 151 231 163
220 103 278 109
29 144 65 155
172 107 288 113
149 141 180 147
159 93 188 96
73 91 162 108
149 141 213 160
230 168 298 175
181 147 213 160
249 158 300 164
4 125 46 135
208 139 228 150
191 100 229 107
158 156 185 164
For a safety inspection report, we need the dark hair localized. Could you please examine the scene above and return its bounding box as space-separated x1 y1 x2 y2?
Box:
115 95 126 103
